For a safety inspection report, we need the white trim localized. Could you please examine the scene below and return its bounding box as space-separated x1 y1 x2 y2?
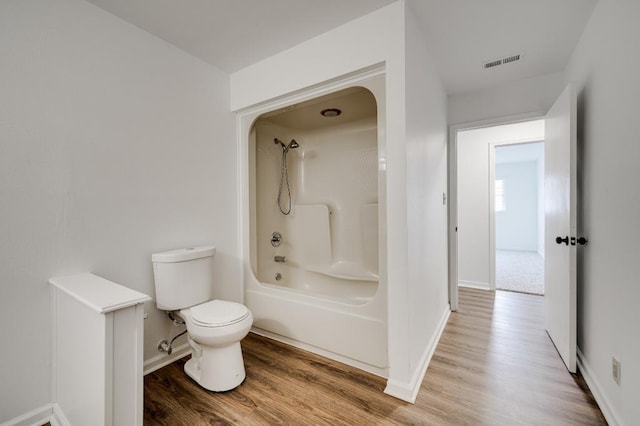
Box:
577 348 621 426
235 111 246 304
450 111 547 135
447 120 459 311
250 329 388 378
0 403 52 426
232 63 385 115
0 403 72 426
458 280 491 291
143 343 191 376
384 307 451 403
488 145 497 291
50 403 70 426
50 284 58 407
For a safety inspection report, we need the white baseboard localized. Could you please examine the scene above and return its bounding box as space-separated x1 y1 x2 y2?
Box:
577 347 622 426
384 306 451 403
458 280 491 291
0 403 52 426
143 342 191 376
0 402 72 426
49 403 70 426
5 348 188 425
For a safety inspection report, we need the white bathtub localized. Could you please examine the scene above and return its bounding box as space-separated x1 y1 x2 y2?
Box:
241 76 388 376
245 272 387 374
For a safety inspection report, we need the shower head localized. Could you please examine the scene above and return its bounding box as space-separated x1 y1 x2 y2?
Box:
274 138 299 153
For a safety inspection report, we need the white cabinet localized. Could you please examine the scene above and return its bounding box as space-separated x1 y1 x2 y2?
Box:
50 273 150 426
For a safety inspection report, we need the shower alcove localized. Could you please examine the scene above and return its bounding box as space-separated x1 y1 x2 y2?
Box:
242 75 387 375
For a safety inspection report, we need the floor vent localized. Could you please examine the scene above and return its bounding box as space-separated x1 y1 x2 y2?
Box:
484 53 522 69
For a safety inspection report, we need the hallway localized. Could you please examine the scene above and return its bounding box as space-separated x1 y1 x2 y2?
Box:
144 287 604 424
423 288 603 423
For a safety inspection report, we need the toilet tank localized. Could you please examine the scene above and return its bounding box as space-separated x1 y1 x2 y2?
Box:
152 246 216 311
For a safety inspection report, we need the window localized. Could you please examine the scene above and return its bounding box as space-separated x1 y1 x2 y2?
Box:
495 179 506 212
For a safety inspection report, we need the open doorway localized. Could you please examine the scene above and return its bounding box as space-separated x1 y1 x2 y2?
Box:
448 86 576 370
451 118 545 303
494 142 545 295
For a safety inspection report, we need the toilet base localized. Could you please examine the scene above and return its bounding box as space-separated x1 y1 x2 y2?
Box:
184 339 246 392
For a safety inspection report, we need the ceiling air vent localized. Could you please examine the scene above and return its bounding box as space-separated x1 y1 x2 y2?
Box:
483 53 522 69
484 59 503 69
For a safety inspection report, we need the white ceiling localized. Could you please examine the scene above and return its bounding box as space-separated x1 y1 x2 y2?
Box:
86 0 598 95
408 0 598 94
85 0 396 73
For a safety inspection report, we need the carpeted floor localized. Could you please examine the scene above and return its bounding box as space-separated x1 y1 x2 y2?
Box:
496 250 544 295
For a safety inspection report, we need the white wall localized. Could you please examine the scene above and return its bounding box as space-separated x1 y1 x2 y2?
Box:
448 72 564 125
537 152 545 258
230 3 404 111
456 121 544 288
0 0 236 422
564 0 640 423
494 142 544 253
404 2 450 393
495 160 539 251
232 0 449 401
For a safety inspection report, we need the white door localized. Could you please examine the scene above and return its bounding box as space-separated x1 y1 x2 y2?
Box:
544 84 577 373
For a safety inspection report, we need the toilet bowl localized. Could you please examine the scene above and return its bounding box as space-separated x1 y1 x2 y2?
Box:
151 246 253 392
179 300 253 391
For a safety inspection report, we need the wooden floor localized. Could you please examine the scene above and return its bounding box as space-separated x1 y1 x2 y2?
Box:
144 288 606 425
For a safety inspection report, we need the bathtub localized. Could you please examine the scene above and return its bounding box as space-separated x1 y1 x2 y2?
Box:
241 75 388 376
245 275 387 374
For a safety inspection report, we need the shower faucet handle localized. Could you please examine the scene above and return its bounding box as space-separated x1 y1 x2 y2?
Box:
271 232 282 247
274 256 286 263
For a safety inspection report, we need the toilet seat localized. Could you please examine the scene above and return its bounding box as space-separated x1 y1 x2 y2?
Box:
190 300 250 327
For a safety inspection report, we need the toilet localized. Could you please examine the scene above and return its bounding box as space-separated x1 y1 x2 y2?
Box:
152 246 253 392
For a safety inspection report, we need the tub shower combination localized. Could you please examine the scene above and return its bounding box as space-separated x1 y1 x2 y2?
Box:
244 81 387 374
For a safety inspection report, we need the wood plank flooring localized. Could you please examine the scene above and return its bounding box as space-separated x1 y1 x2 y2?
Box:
144 288 606 425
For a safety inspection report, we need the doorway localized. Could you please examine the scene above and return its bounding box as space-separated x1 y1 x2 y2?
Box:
494 142 545 295
449 118 545 308
449 85 577 371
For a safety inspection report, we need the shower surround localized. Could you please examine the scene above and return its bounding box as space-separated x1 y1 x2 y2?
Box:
242 79 388 375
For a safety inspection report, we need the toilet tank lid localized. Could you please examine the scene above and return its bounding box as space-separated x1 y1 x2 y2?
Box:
151 246 216 263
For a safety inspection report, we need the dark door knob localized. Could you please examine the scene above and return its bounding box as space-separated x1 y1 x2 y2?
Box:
576 237 588 245
570 236 589 246
556 236 569 245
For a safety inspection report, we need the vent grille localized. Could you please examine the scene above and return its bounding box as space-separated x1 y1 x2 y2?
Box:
484 53 522 69
484 59 503 69
503 54 520 64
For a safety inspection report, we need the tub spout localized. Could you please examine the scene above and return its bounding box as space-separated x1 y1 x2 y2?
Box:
274 255 286 263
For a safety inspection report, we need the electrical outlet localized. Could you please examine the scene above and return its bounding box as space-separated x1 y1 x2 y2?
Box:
612 356 621 385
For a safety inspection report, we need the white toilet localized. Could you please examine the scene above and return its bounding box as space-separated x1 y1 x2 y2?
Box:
152 246 253 392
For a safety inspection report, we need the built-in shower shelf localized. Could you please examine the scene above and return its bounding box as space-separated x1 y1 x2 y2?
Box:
307 261 378 282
